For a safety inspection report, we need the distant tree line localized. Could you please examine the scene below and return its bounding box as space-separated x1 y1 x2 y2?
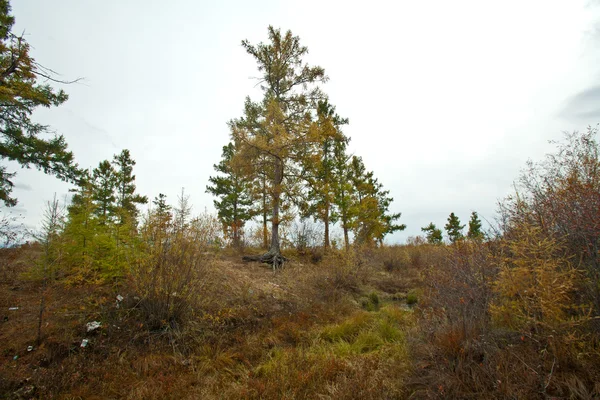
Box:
421 211 483 244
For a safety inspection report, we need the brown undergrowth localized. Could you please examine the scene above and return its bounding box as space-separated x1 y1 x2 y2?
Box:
409 239 600 399
0 245 421 399
8 236 598 399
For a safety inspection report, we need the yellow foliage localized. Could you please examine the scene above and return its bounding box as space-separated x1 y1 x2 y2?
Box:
491 223 580 331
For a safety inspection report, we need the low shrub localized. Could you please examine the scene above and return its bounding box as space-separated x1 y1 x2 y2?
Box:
406 289 419 305
130 216 211 331
360 292 381 311
381 246 411 271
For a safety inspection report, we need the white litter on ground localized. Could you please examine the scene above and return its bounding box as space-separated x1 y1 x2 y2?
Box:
85 321 102 332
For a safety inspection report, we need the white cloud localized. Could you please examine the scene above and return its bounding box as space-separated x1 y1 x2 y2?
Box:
7 0 600 242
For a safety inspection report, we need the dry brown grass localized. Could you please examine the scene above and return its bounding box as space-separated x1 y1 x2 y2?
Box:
16 238 599 399
0 242 426 399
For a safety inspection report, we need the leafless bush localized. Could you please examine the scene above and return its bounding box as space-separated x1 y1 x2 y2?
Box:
499 127 600 311
0 209 25 247
301 249 364 302
132 209 215 331
415 222 598 398
243 224 270 250
190 209 223 249
289 219 322 253
380 246 411 271
422 241 496 340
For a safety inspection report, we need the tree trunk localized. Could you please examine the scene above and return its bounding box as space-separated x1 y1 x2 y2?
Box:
262 175 268 249
270 196 280 254
243 157 286 269
343 224 349 252
324 201 330 250
339 184 350 251
232 222 239 248
323 143 330 250
268 157 283 265
232 202 240 248
83 212 87 257
262 211 268 249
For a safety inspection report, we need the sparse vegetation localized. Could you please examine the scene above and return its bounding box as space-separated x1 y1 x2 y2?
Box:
1 1 600 399
4 172 600 399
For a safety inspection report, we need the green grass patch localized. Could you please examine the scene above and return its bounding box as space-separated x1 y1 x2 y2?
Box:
249 304 414 399
406 289 421 305
320 311 372 342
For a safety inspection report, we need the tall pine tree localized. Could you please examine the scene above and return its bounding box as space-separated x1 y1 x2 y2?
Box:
445 212 465 243
112 149 148 225
421 222 443 244
467 211 483 241
0 0 78 206
152 193 171 222
231 26 328 268
92 160 117 224
206 143 255 248
301 100 348 250
349 156 405 246
63 171 97 274
332 133 355 251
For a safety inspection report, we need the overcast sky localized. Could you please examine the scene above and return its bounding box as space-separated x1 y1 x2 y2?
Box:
5 0 600 243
